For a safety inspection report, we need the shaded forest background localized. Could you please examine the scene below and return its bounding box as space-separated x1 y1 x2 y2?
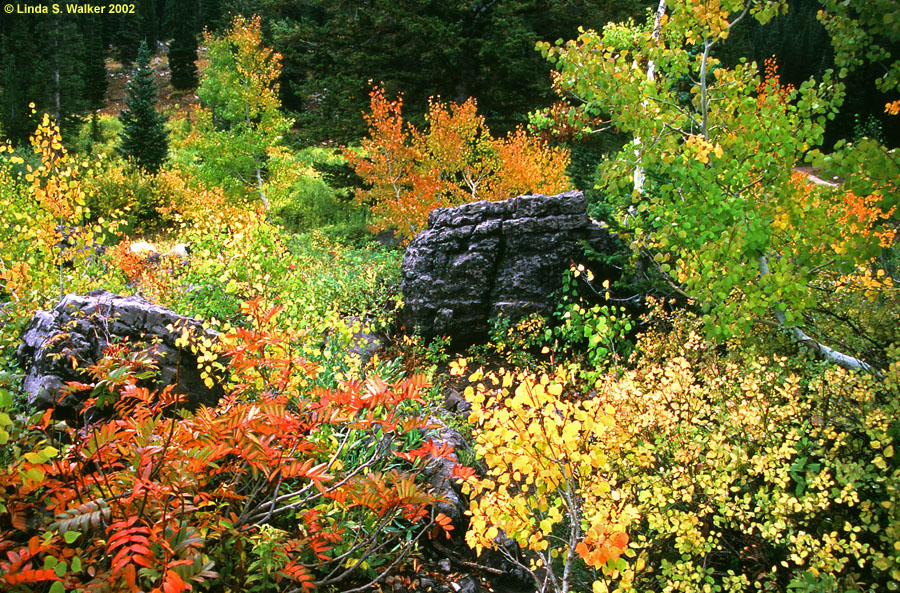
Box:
2 0 897 150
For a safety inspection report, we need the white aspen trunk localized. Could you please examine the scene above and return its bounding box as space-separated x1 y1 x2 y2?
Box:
757 255 874 373
255 162 269 211
633 0 667 196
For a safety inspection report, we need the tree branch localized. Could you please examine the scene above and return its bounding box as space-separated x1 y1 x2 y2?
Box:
757 255 875 373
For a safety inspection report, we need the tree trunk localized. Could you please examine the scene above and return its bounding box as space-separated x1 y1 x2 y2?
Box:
633 0 667 196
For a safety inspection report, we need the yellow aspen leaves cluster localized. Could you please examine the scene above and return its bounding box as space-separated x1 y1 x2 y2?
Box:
680 0 732 42
26 113 86 221
0 112 105 306
457 359 637 590
683 134 723 164
457 300 900 592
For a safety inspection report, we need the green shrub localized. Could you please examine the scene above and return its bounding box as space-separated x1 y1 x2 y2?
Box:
82 160 177 233
484 264 635 381
71 113 122 156
268 147 369 235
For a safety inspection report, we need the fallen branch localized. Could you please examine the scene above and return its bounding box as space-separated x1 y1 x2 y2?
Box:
757 256 875 374
429 539 506 576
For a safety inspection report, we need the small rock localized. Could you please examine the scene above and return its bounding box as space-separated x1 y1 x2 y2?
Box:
444 387 471 414
453 575 479 593
130 241 160 263
375 228 402 248
167 243 190 261
437 558 452 573
423 417 470 528
16 290 226 420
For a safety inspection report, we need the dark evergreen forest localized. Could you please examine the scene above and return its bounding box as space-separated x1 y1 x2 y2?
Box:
2 0 897 148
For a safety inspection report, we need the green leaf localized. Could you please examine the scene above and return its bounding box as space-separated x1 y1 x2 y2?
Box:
64 530 80 544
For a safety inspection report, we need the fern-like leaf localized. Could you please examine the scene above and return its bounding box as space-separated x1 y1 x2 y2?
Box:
171 554 218 585
50 498 112 534
2 568 63 585
107 519 154 574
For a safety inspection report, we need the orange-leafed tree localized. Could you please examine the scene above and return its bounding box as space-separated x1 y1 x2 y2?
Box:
347 87 572 239
345 89 439 236
486 128 571 201
420 97 495 201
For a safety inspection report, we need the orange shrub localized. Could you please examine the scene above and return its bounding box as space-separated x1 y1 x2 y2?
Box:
347 87 572 239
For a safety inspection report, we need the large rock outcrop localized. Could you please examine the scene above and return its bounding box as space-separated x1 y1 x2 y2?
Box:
400 191 619 340
17 290 226 419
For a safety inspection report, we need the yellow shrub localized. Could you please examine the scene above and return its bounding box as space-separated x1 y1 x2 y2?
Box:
460 361 637 592
463 309 900 593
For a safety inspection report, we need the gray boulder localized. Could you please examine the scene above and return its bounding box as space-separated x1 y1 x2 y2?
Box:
16 290 226 420
400 191 618 341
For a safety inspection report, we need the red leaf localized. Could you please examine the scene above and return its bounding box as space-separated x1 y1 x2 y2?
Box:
124 563 138 592
451 465 476 480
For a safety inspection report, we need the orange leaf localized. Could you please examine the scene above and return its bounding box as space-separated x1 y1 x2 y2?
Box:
4 569 62 584
163 569 187 593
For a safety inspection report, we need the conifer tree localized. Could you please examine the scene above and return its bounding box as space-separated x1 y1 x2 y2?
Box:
114 17 142 66
118 41 168 172
138 0 160 49
34 15 86 139
0 37 35 145
199 0 223 31
168 0 199 90
82 18 109 109
1 12 87 144
89 111 102 152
